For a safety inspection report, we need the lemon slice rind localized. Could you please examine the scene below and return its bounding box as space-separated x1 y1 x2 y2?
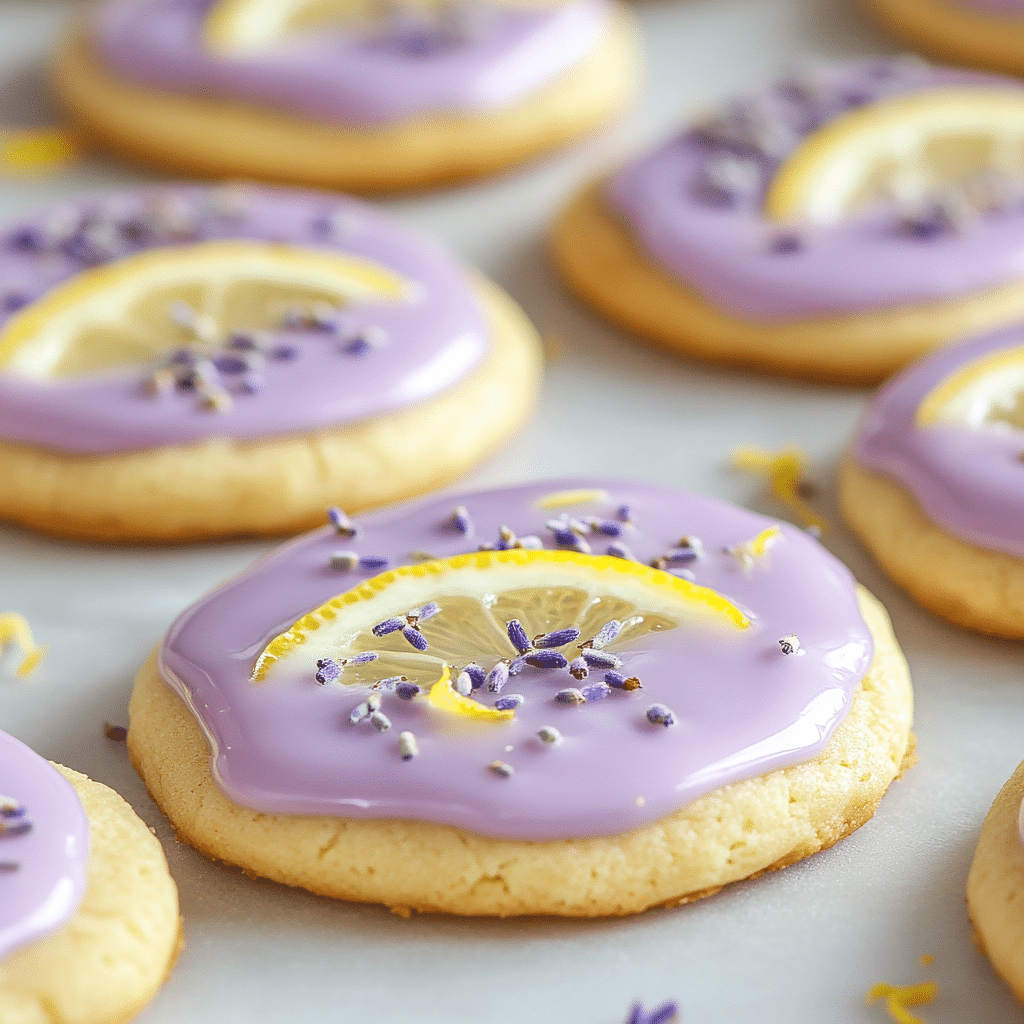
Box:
915 345 1024 429
764 87 1024 226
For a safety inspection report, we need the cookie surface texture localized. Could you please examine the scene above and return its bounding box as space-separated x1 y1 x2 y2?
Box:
0 186 542 542
55 0 639 190
967 759 1024 1003
553 58 1024 384
130 480 914 917
0 734 181 1024
842 327 1024 637
864 0 1024 77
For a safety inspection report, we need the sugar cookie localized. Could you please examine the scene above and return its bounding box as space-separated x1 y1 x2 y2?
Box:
130 479 914 917
967 759 1024 1002
55 0 639 191
841 327 1024 637
864 0 1024 78
0 184 542 542
553 58 1024 383
0 730 181 1023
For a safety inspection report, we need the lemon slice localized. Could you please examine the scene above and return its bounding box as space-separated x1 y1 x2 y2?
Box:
425 668 514 721
253 549 750 719
916 345 1024 430
0 240 407 380
764 87 1024 226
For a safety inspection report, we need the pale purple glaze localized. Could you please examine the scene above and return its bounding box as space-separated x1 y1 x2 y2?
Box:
89 0 610 127
0 185 487 455
159 479 873 841
606 60 1024 319
0 731 89 963
855 328 1024 557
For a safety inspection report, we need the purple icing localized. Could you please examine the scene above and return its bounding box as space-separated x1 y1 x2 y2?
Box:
89 0 610 128
0 185 487 455
159 479 873 841
854 326 1024 557
0 731 90 963
606 60 1024 319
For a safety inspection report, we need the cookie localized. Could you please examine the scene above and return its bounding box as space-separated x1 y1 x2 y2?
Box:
841 327 1024 637
553 58 1024 384
863 0 1024 78
130 479 914 917
0 730 181 1023
0 184 542 542
54 0 640 191
967 759 1024 1002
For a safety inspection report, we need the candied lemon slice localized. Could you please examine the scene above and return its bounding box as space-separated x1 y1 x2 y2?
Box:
253 550 750 719
0 240 407 380
915 345 1024 430
764 87 1024 226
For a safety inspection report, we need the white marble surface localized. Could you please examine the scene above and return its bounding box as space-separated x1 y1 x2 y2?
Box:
2 1 1023 1020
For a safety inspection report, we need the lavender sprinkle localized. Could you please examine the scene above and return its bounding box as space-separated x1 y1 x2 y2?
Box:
396 681 421 700
583 649 622 670
555 687 587 705
359 555 389 571
373 675 407 690
778 634 803 656
606 541 636 561
588 619 622 649
402 625 428 651
537 726 563 745
525 651 568 670
349 701 370 724
372 617 405 637
451 504 473 535
0 862 17 872
347 651 379 666
569 656 589 681
327 507 360 538
488 760 514 778
463 663 485 690
616 504 633 522
581 682 612 702
315 659 341 684
486 661 510 693
369 710 392 732
0 820 31 837
398 732 419 761
454 671 473 696
494 694 524 711
414 601 441 621
329 550 359 571
508 656 527 676
532 627 580 649
367 692 382 711
646 704 677 727
506 619 531 654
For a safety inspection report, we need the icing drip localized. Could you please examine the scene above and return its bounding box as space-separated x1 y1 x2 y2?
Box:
0 185 487 454
0 732 89 963
90 0 611 127
606 59 1024 318
160 479 873 841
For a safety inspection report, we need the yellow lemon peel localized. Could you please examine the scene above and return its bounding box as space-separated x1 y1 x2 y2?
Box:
866 981 938 1024
0 129 78 175
731 445 828 532
535 488 610 510
0 614 46 677
915 345 1024 428
426 668 515 722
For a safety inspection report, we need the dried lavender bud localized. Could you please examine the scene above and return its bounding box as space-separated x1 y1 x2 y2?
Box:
402 625 429 651
499 525 516 543
569 656 589 681
555 687 586 705
616 504 632 522
414 601 441 621
395 681 421 700
516 535 543 549
373 676 407 690
329 550 359 571
369 710 392 732
463 663 485 690
398 731 418 761
453 671 473 696
328 506 359 537
537 726 563 745
345 651 379 666
646 704 676 727
605 541 636 561
359 555 389 571
778 634 802 656
488 760 514 778
451 504 473 534
349 701 370 724
367 692 382 711
581 682 611 702
486 661 510 693
582 649 622 670
590 519 623 536
524 651 568 670
315 658 341 684
372 617 404 637
508 656 527 676
532 627 580 649
588 620 622 650
506 619 531 655
494 694 524 711
661 547 699 565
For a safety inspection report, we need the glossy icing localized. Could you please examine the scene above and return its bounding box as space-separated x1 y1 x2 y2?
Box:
160 479 874 841
854 327 1024 557
0 185 487 455
90 0 610 127
0 731 89 963
606 60 1024 319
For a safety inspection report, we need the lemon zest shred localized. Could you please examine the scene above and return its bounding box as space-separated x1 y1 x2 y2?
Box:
0 614 46 677
427 667 515 722
0 129 79 174
731 445 828 532
866 981 938 1024
535 488 609 510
